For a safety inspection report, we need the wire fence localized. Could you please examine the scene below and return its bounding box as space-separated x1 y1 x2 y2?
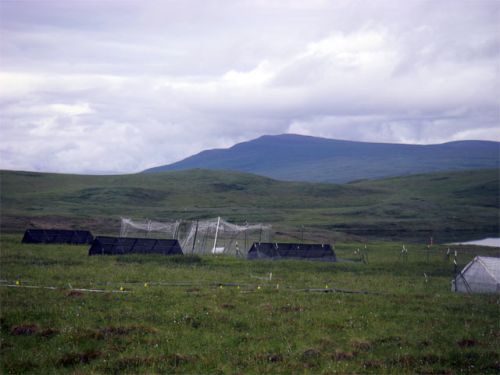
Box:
0 279 381 295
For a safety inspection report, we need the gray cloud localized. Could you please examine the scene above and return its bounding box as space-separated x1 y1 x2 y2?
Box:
0 0 498 174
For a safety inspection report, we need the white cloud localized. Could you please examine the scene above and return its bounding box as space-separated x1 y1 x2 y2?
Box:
0 0 498 174
49 103 93 116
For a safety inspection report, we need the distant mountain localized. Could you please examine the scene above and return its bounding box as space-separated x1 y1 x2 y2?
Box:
144 134 500 183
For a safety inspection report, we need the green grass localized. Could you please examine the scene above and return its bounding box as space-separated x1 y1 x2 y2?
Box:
1 168 498 242
1 234 499 374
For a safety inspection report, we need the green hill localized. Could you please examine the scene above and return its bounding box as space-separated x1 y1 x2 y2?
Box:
1 168 498 242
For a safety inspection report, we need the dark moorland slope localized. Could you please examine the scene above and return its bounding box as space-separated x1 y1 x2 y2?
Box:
1 168 498 242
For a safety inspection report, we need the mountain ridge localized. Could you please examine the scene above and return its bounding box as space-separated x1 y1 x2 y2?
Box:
144 134 500 183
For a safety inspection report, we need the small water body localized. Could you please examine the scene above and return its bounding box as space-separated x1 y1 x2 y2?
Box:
450 238 500 248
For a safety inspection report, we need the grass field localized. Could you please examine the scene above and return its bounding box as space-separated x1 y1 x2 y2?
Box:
1 168 498 242
1 168 498 373
1 234 499 374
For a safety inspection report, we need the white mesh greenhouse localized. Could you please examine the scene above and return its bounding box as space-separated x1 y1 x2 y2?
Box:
452 256 500 294
119 217 271 256
120 218 181 239
181 217 272 256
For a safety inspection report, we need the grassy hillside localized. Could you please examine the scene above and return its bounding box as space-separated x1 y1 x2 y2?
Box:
1 234 499 374
1 168 498 242
144 134 500 183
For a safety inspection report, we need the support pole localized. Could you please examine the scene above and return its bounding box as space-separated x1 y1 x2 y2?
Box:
191 220 199 254
177 220 183 240
453 258 458 292
244 227 247 252
212 216 221 253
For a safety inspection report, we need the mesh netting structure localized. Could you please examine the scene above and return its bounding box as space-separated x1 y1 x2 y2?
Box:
120 218 181 239
120 217 271 256
182 217 272 256
453 256 500 293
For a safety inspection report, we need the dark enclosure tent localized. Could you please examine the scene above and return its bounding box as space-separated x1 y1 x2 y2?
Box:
22 229 94 245
247 242 336 261
88 236 184 256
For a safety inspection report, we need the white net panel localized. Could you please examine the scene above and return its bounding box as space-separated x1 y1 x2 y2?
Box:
120 218 181 239
181 217 272 256
119 217 272 256
454 256 500 294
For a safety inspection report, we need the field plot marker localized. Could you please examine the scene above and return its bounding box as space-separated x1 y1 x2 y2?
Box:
399 244 408 263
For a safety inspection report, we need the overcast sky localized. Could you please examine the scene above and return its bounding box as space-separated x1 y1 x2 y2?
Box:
1 0 499 174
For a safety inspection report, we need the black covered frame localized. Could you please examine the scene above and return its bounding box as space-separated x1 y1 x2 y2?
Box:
88 236 184 256
22 229 94 245
247 242 336 261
